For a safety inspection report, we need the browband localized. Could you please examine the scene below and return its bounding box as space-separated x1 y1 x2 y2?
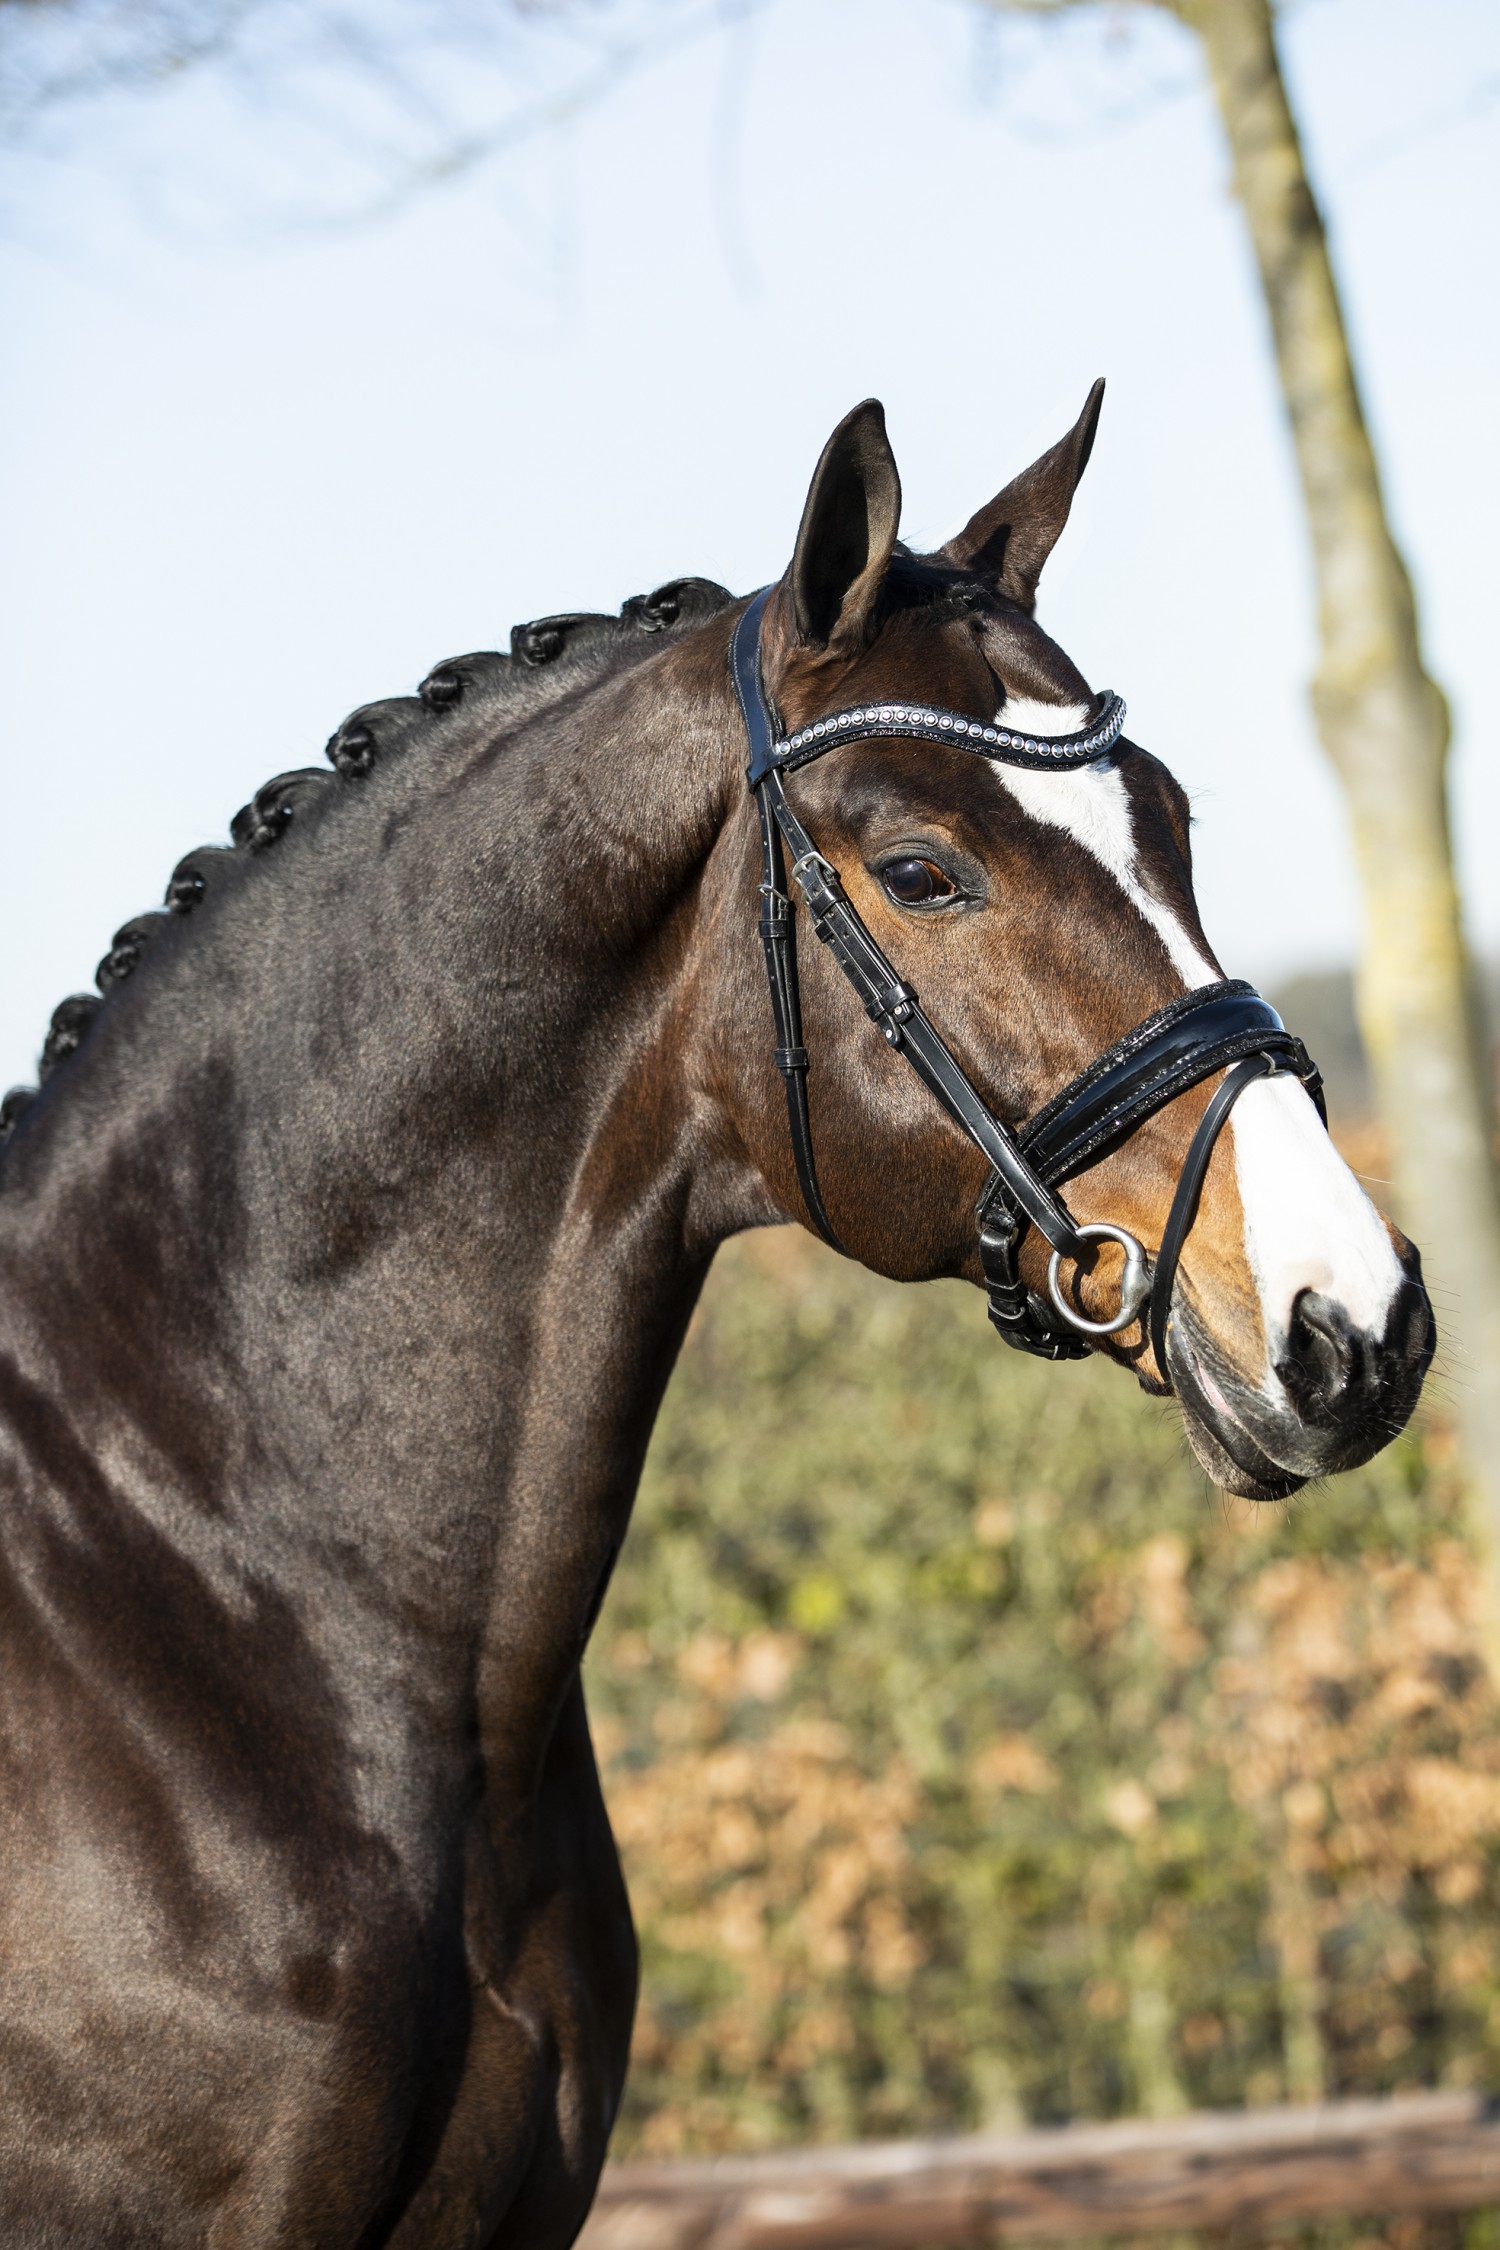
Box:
746 691 1128 788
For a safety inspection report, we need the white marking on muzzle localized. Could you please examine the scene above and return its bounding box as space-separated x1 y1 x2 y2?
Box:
1231 1072 1405 1356
988 730 1406 1370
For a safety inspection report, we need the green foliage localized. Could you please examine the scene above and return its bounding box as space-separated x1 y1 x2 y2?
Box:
585 1230 1500 2162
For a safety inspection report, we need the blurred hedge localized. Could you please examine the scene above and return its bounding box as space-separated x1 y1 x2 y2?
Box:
585 1229 1500 2163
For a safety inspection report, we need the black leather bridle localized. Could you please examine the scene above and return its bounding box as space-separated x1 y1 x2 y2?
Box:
731 589 1326 1376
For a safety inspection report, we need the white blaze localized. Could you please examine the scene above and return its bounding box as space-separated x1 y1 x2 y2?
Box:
1232 1072 1403 1338
988 715 1405 1367
994 739 1216 987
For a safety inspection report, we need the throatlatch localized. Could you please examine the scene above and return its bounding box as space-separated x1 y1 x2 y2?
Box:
730 589 1325 1378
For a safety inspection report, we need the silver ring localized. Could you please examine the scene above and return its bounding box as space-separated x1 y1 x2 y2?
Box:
1046 1222 1152 1337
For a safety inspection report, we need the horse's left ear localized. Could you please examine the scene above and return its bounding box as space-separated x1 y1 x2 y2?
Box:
943 378 1105 612
786 399 902 654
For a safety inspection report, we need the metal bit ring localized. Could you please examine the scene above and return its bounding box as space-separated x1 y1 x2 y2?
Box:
1046 1222 1151 1338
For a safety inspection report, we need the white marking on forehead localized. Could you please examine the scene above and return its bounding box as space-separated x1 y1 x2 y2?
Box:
996 695 1092 740
988 729 1217 986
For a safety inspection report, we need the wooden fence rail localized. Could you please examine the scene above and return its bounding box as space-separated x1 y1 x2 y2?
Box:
580 2091 1500 2249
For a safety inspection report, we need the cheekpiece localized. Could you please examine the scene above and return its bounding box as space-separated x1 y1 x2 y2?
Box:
767 691 1126 778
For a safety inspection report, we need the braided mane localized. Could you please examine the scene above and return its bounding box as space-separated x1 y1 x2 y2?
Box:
0 576 735 1160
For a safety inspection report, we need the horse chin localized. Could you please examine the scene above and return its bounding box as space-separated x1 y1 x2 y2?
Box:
1167 1319 1309 1503
1174 1389 1307 1503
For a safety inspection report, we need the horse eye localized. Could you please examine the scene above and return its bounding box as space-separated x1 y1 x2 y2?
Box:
881 857 956 906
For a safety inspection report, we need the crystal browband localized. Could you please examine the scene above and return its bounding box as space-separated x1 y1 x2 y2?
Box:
767 690 1127 776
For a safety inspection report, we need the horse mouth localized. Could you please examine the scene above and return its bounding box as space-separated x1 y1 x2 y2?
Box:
1165 1274 1435 1503
1170 1335 1307 1500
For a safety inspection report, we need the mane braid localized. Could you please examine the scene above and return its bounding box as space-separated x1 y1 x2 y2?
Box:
0 575 734 1166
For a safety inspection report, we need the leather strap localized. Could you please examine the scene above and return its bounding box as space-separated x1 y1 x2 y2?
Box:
758 691 1126 782
1147 1054 1286 1378
1018 985 1313 1186
731 591 778 775
733 593 846 1251
765 773 1081 1255
755 780 846 1252
977 1006 1323 1363
976 986 1324 1356
977 1185 1091 1361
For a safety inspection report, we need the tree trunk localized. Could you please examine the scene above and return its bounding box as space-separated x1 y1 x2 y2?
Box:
1168 0 1500 1600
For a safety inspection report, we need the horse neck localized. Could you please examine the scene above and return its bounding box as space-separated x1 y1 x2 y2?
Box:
0 615 763 1711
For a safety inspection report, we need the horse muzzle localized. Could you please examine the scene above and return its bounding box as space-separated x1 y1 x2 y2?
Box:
1167 1251 1436 1500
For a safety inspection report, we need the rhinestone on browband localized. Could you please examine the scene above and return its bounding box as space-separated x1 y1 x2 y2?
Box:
772 691 1127 773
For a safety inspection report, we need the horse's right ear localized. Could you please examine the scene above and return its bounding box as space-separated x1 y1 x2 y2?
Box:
784 400 902 654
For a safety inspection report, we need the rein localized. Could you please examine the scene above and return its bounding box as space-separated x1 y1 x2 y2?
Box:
730 589 1326 1378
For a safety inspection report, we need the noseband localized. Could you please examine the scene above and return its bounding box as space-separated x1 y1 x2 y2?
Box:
731 590 1326 1377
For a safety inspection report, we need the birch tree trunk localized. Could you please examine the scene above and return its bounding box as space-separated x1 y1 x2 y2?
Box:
1167 0 1500 1600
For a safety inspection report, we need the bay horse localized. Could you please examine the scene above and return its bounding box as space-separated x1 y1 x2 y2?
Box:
0 390 1431 2247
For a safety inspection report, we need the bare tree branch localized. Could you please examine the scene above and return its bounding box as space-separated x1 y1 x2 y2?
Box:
328 0 762 227
0 0 267 134
0 0 759 239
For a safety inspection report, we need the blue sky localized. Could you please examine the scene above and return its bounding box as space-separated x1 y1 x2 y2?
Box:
1 0 1496 1087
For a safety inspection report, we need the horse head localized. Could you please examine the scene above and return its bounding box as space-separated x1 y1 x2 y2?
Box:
711 391 1433 1500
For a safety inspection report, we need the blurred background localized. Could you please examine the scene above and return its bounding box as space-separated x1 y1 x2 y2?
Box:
4 0 1500 2224
595 1229 1499 2159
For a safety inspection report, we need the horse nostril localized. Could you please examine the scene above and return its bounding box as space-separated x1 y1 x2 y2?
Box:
1382 1270 1438 1389
1278 1290 1363 1421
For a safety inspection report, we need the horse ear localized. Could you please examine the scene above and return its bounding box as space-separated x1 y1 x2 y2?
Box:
786 399 902 652
943 379 1105 612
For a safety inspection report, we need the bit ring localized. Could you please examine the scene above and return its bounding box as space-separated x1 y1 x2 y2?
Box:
1047 1222 1151 1338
